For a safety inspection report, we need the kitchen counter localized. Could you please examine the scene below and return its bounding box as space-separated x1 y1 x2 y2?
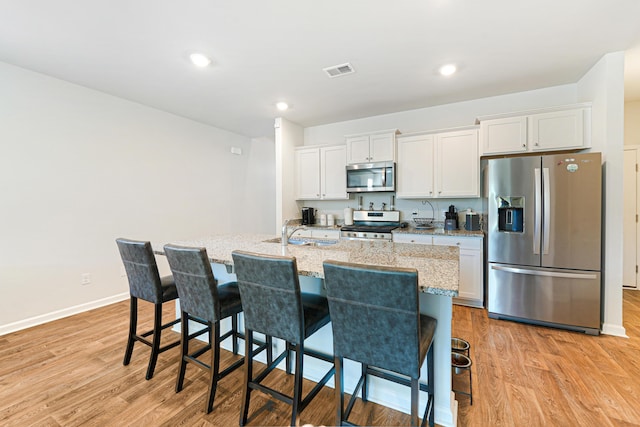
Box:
393 225 484 237
157 233 459 297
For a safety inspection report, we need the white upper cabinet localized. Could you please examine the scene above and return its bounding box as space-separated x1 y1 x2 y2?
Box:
346 130 397 164
320 145 348 199
480 116 528 155
529 109 585 151
396 128 479 199
436 129 479 198
295 148 321 200
295 145 347 200
478 104 591 156
396 134 435 198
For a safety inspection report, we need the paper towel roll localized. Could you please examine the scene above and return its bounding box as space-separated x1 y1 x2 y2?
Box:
344 208 354 225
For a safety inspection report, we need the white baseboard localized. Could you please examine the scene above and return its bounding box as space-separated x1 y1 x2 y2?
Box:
601 322 628 338
0 293 130 337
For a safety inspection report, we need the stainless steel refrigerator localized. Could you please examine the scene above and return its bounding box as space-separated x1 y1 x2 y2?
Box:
486 152 602 335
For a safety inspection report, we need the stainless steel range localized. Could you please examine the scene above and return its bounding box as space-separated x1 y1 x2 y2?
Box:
340 210 400 241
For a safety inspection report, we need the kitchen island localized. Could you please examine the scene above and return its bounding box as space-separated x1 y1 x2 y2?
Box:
157 234 459 427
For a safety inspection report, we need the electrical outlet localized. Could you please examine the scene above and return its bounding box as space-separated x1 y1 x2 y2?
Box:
81 273 91 285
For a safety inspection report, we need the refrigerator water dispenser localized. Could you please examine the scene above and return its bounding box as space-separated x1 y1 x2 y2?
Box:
497 197 524 232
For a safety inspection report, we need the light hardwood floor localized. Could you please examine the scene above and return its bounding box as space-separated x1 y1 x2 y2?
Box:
1 291 639 426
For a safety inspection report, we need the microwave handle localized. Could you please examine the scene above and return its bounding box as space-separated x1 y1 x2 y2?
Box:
381 167 386 188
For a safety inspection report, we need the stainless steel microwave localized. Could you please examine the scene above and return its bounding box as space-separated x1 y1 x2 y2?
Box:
346 161 395 193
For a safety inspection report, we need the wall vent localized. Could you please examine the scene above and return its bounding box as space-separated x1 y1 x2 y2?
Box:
323 63 355 78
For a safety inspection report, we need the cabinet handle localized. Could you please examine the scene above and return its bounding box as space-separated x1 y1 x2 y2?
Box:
438 191 442 194
535 142 539 146
522 143 526 148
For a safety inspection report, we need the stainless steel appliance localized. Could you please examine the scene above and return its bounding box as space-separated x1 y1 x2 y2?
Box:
486 152 602 335
340 210 400 241
346 161 395 193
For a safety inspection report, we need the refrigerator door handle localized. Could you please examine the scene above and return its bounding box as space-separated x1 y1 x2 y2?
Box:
542 167 550 255
534 168 542 254
490 264 598 280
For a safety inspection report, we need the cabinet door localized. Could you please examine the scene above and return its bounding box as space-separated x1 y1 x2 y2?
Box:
396 134 434 198
369 132 396 162
529 109 584 151
433 236 484 305
295 148 320 200
480 116 527 155
346 135 371 164
457 248 483 302
320 145 348 200
435 129 479 197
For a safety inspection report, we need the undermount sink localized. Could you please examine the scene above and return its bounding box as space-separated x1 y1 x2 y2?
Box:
263 237 339 246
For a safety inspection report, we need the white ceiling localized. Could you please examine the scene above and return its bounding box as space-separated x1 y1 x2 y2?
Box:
1 0 640 138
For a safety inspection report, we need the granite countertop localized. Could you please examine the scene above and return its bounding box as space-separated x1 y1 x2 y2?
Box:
156 233 459 297
393 225 484 237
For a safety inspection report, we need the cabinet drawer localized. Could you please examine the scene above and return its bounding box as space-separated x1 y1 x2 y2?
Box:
393 233 433 245
290 229 313 238
433 236 482 250
311 229 340 239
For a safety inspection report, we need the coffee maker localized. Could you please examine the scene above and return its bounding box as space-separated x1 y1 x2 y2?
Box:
301 207 315 225
444 205 458 230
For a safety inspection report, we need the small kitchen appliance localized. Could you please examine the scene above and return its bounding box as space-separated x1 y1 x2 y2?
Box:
444 205 458 230
301 207 315 225
340 210 400 241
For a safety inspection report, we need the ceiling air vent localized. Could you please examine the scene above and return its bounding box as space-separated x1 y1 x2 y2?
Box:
323 63 355 78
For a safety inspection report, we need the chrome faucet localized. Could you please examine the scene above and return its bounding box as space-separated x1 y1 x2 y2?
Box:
281 219 306 246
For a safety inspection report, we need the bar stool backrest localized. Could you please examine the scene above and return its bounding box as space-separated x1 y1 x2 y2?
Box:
232 250 304 344
163 244 221 323
116 238 164 304
323 260 422 378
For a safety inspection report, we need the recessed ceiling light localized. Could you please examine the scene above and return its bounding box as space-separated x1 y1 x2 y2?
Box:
276 102 289 111
190 53 212 68
439 64 457 76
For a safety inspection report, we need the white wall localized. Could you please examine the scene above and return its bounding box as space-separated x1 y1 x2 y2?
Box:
304 84 577 145
274 117 304 233
577 52 626 336
0 61 275 332
625 101 640 145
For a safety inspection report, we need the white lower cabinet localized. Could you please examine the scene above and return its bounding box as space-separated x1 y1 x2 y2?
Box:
394 233 484 307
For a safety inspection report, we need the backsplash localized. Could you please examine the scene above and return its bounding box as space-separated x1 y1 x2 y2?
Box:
296 194 483 228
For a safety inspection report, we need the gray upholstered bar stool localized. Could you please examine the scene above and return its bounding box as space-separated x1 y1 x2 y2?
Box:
163 244 271 414
323 260 437 427
231 250 335 427
116 238 181 380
